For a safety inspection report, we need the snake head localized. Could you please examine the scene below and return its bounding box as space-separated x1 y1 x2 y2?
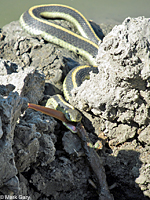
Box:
64 108 82 122
28 103 79 133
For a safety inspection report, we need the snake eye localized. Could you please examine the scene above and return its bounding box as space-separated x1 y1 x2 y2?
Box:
64 112 72 122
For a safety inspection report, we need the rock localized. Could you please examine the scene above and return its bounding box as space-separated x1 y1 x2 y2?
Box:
0 58 45 103
0 92 23 195
13 123 40 172
136 148 150 197
30 158 91 199
0 118 3 138
136 174 147 185
107 124 136 146
1 15 150 199
13 107 57 171
105 140 149 199
69 16 150 199
38 133 56 166
138 125 150 145
1 19 100 199
0 84 15 96
19 173 41 200
71 16 150 137
62 131 83 155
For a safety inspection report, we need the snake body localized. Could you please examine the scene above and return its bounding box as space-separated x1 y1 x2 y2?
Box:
20 4 100 125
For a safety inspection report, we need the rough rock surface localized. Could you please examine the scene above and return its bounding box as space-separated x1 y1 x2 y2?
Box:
0 15 150 200
70 16 150 198
0 92 23 195
0 59 45 103
0 20 105 200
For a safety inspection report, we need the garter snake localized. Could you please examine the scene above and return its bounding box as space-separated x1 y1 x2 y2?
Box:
20 4 100 128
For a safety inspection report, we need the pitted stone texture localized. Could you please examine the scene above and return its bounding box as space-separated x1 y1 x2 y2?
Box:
71 17 150 131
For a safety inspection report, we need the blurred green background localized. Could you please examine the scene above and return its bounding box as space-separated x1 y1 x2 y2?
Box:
1 0 150 27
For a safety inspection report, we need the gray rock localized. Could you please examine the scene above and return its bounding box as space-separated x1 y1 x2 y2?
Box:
107 124 136 146
1 15 150 199
138 125 150 145
0 58 45 103
13 107 57 171
30 158 91 199
68 16 150 198
13 123 40 172
0 92 23 194
71 16 150 137
62 131 83 155
0 117 3 138
38 133 56 166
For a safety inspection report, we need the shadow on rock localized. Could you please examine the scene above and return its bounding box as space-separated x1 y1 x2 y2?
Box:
105 149 149 200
